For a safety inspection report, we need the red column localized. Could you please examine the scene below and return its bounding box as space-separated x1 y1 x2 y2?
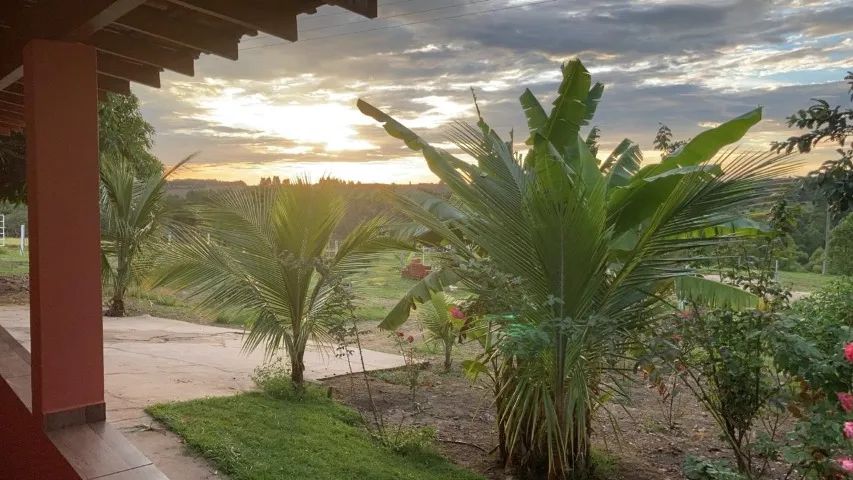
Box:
24 39 105 428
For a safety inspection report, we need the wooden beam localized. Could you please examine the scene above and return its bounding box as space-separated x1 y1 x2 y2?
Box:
0 0 147 89
5 83 24 96
163 0 297 41
97 51 161 88
90 30 195 76
114 7 240 60
0 126 11 136
0 111 24 126
0 118 24 130
0 100 24 114
332 0 378 18
0 92 23 105
97 74 131 95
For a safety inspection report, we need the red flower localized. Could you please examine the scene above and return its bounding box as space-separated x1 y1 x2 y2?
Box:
844 343 853 363
396 331 404 338
449 306 465 319
838 392 853 412
406 335 414 344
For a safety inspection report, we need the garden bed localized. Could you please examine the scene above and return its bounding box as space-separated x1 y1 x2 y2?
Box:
323 364 791 480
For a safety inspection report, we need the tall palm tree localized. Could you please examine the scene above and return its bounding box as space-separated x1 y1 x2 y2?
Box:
100 156 190 317
150 183 404 385
359 59 794 478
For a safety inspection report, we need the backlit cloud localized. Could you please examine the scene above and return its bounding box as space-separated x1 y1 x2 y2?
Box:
133 0 853 184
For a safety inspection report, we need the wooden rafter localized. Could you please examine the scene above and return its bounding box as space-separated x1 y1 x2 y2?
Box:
114 6 242 60
0 0 147 88
91 29 196 76
97 51 162 88
163 0 298 41
0 92 23 106
0 110 24 126
332 0 378 18
1 0 378 95
97 74 131 95
0 100 23 114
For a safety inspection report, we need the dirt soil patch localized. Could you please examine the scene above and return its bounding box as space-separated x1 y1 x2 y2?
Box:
324 363 789 480
0 275 28 304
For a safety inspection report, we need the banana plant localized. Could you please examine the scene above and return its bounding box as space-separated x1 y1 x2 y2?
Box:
359 58 794 478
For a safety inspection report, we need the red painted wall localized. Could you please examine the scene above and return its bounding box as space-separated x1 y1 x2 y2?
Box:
0 379 80 480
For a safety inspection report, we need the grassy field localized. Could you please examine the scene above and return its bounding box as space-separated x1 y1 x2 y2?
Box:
0 240 28 276
776 270 840 292
147 390 482 480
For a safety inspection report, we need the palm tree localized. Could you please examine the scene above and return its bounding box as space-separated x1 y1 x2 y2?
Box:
100 156 190 317
150 183 403 385
417 291 465 371
359 59 794 478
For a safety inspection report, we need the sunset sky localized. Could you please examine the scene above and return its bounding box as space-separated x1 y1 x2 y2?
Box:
134 0 853 185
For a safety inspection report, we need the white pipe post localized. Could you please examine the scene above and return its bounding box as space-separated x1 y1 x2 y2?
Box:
19 224 25 256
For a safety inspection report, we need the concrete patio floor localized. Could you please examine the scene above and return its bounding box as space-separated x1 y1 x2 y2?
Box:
0 305 406 479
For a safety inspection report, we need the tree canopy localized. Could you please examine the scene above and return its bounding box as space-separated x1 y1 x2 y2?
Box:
0 92 161 204
773 71 853 214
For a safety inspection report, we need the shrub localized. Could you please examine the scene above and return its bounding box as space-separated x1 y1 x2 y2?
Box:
828 214 853 275
790 278 853 351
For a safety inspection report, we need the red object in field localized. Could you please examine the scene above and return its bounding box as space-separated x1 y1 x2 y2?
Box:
401 258 432 280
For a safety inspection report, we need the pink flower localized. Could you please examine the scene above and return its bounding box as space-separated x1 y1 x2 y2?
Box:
839 457 853 472
845 343 853 363
449 306 465 320
844 422 853 439
838 392 853 412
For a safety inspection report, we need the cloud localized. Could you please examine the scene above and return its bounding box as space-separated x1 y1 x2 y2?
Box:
135 0 853 183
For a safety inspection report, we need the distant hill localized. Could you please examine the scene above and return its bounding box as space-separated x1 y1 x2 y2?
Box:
166 179 248 197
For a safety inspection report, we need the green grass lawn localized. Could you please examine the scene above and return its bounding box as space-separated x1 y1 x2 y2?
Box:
0 242 28 276
147 391 483 480
777 270 840 292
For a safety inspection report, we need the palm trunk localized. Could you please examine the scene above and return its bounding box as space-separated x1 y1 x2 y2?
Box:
290 354 305 386
105 292 125 317
443 340 452 372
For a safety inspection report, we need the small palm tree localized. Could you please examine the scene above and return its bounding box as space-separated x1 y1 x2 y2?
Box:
100 156 189 316
150 183 403 385
417 291 466 371
360 59 794 478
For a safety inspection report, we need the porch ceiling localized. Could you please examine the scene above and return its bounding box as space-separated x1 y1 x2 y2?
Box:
0 0 378 133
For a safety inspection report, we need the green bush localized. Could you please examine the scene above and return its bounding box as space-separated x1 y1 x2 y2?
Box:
828 214 853 275
790 278 853 351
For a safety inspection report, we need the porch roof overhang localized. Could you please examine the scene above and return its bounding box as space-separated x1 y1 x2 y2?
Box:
0 0 378 133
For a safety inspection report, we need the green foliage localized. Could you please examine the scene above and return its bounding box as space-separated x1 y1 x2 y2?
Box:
770 322 853 478
0 134 25 204
827 213 853 275
417 291 466 371
773 72 853 214
683 456 747 480
147 393 482 480
0 93 162 204
98 93 162 178
790 278 853 351
360 58 789 478
100 156 189 316
150 182 406 385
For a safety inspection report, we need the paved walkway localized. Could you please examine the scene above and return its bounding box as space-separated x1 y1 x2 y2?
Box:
0 306 405 479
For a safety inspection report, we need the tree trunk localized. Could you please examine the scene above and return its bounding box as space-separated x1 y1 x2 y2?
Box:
105 295 124 317
290 356 305 386
823 204 831 275
443 341 452 372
